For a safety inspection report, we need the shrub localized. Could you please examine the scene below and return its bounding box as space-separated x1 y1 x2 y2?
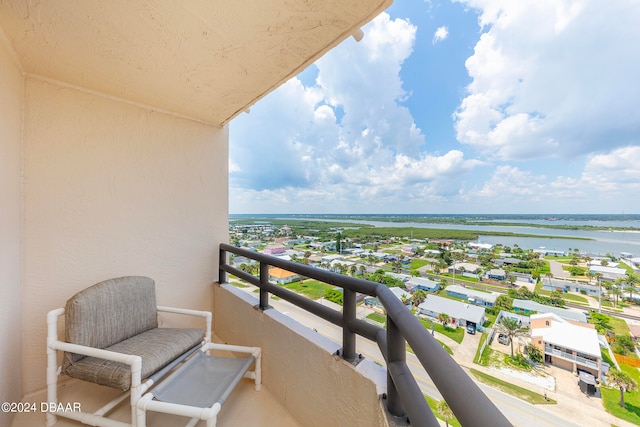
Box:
524 343 543 363
324 289 343 305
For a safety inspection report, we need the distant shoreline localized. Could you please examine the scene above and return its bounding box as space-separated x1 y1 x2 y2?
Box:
230 213 640 232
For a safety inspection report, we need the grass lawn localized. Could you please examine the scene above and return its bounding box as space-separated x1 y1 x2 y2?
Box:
411 258 430 270
602 364 640 425
609 315 632 336
424 395 462 427
473 333 488 364
469 369 556 405
282 279 334 300
366 312 386 324
419 318 465 343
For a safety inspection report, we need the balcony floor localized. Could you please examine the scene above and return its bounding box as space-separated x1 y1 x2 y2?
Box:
11 373 301 427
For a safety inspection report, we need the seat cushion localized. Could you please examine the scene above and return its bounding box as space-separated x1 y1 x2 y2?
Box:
63 327 204 390
64 276 159 366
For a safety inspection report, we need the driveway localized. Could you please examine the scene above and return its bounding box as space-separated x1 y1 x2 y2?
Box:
548 259 570 278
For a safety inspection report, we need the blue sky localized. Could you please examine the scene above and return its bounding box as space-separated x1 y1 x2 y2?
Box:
229 0 640 214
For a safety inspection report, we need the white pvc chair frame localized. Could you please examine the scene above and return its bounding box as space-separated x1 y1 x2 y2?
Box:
136 342 262 427
46 306 212 427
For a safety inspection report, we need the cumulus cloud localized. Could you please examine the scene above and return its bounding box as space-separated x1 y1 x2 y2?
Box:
230 13 482 213
581 146 640 192
433 26 449 44
453 0 640 161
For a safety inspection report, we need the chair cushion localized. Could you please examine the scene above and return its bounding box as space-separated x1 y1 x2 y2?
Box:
63 327 204 390
64 276 158 365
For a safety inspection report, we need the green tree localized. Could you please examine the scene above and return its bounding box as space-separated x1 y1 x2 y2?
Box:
608 368 638 409
524 343 543 363
436 400 454 427
613 335 636 356
437 312 451 328
411 289 427 308
496 317 529 358
626 272 638 301
495 295 513 311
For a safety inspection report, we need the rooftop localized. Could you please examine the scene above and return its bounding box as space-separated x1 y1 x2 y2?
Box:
446 285 498 303
418 295 485 324
513 299 587 323
531 313 600 358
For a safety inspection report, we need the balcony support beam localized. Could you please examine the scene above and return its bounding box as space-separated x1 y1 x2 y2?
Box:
342 288 357 362
386 315 405 418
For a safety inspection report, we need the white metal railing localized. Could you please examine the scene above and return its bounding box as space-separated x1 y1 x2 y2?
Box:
545 345 598 369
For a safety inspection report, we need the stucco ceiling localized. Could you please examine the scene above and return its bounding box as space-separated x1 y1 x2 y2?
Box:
0 0 391 127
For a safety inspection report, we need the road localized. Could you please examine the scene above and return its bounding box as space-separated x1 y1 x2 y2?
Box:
264 293 579 427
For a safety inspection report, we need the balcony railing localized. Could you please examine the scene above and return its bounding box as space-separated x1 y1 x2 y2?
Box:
219 244 511 427
544 344 599 369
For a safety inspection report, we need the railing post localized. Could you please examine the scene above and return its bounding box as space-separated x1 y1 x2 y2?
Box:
259 262 269 310
342 288 356 361
219 247 227 283
386 315 405 418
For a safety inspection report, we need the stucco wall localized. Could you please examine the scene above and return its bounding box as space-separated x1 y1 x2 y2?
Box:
22 78 228 393
213 284 388 427
0 29 24 427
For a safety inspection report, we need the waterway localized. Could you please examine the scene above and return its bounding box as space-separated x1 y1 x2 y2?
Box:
298 218 640 257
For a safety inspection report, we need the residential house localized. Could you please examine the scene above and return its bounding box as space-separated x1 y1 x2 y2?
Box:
321 254 344 264
486 268 507 281
445 285 497 308
513 299 588 323
543 278 601 296
387 272 411 282
418 295 486 330
269 267 301 285
231 256 257 268
468 242 493 250
406 277 440 293
494 258 521 268
448 262 481 276
589 265 627 281
390 287 412 305
263 245 286 255
530 313 601 379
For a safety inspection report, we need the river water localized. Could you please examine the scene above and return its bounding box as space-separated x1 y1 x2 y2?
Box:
299 218 640 257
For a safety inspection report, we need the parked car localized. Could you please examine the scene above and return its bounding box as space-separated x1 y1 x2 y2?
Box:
497 333 510 345
467 324 476 335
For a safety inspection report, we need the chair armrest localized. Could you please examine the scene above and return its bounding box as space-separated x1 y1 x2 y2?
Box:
157 306 212 344
50 341 142 368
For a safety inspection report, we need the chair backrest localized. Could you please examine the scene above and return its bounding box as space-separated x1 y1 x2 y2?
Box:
64 276 158 364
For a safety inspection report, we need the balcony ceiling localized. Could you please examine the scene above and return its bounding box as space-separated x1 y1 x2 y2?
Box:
0 0 391 126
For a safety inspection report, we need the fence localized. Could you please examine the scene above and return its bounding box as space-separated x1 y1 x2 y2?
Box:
614 354 640 368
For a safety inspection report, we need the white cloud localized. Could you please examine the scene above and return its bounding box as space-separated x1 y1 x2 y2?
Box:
581 146 640 192
433 26 448 44
230 13 483 213
453 0 640 161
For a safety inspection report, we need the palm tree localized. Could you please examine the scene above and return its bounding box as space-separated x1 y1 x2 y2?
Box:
626 273 638 301
608 368 638 409
495 317 529 358
437 312 451 328
437 400 454 427
411 290 427 308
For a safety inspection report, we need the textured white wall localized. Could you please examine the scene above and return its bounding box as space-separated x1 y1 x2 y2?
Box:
22 78 228 392
213 284 388 427
0 28 24 427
